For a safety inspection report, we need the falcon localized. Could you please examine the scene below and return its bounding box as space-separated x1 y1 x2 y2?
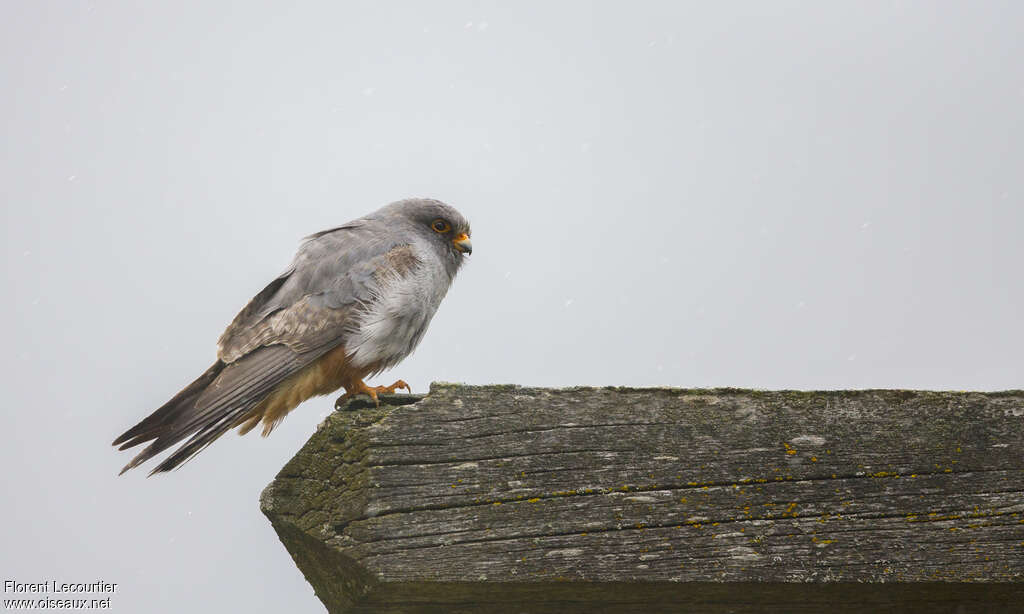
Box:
113 198 471 475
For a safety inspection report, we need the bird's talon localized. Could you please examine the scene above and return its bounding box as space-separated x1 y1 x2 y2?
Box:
335 379 409 411
381 379 410 395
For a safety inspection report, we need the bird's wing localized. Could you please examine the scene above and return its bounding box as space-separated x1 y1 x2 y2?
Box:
217 220 409 359
117 223 423 474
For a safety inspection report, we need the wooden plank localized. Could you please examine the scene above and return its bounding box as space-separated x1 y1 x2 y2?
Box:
260 384 1024 613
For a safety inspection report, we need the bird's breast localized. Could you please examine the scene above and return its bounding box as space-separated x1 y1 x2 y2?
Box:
344 247 453 372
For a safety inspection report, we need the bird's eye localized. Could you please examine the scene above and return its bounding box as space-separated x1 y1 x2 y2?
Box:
431 219 451 233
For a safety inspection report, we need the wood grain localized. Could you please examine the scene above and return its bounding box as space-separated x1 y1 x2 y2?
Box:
261 384 1024 613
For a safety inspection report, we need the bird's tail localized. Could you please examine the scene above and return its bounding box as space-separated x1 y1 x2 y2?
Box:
113 362 224 448
115 343 321 475
112 361 242 475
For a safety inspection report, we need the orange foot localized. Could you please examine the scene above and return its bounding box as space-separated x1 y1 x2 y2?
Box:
335 379 411 410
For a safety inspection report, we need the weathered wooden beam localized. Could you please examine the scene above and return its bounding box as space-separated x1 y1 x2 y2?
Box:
260 384 1024 613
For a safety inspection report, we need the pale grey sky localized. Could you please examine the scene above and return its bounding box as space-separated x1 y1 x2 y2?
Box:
2 1 1022 612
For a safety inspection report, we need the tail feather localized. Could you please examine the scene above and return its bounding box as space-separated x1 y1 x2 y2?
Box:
112 361 225 450
147 410 252 475
154 346 299 443
114 344 322 475
118 404 254 476
113 360 233 475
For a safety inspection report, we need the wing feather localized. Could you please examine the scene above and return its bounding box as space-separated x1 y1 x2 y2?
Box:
216 222 403 362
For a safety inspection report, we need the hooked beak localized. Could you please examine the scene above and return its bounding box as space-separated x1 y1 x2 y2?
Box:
452 233 472 255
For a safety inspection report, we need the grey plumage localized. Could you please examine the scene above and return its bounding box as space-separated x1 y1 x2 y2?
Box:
113 198 471 475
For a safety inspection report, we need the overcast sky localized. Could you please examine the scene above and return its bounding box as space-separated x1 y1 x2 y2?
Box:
2 1 1022 612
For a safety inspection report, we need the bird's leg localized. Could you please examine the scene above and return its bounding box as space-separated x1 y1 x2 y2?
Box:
335 379 411 409
375 379 411 396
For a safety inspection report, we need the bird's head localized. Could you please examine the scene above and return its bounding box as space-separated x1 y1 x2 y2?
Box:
387 198 472 259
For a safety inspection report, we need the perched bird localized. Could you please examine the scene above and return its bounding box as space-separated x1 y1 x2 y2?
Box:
113 198 471 475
